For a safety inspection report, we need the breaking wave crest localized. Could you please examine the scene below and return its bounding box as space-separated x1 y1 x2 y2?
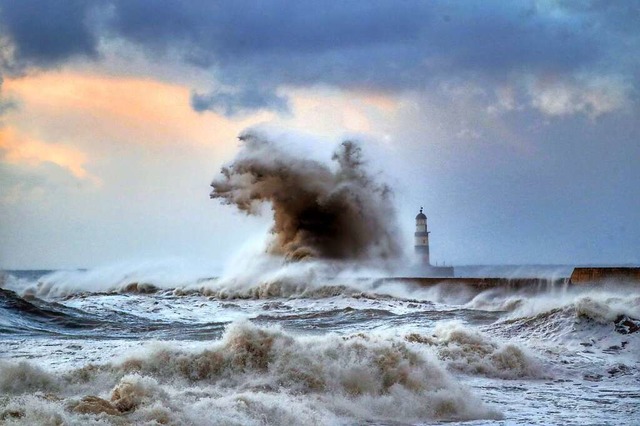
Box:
481 288 640 347
6 260 407 302
573 295 640 325
0 321 501 424
406 322 544 379
465 285 639 318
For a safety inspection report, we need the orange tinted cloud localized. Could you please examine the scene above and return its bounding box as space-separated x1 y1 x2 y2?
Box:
0 127 89 179
3 71 270 149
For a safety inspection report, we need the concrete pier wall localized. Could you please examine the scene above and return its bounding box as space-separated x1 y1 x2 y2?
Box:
569 267 640 284
381 267 640 291
378 277 568 291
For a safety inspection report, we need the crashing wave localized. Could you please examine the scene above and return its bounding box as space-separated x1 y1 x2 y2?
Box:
406 321 544 380
483 289 640 355
0 321 501 424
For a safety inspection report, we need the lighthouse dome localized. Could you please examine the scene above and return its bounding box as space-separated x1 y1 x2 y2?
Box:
415 207 426 220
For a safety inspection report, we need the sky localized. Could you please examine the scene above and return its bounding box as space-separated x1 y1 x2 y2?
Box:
0 0 639 270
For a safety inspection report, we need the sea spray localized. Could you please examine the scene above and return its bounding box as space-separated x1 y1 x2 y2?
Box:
0 360 59 394
210 131 402 263
574 295 640 324
13 260 220 299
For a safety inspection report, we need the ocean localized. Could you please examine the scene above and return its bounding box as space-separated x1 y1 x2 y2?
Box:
1 264 639 425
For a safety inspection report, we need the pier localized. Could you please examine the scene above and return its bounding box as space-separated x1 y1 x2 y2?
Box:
380 267 640 291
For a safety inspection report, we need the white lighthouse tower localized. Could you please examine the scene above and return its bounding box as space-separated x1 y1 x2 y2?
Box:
414 207 430 265
411 207 453 277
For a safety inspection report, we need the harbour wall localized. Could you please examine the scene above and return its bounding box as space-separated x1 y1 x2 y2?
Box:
569 267 640 284
381 267 640 290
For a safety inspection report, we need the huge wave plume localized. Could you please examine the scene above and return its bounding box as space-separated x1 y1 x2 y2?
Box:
210 131 402 263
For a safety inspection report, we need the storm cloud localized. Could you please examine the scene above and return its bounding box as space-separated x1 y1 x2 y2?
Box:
0 0 98 68
191 88 290 116
0 1 638 115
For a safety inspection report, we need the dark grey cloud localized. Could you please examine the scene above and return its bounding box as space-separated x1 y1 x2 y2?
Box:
106 1 428 58
0 0 99 68
191 88 289 116
0 0 637 114
105 1 601 86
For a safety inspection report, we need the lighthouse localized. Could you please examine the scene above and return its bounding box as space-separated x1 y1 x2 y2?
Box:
414 207 430 265
411 207 454 277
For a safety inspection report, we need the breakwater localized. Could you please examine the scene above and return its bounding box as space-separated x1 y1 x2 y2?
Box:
378 277 568 291
569 267 640 284
380 267 640 291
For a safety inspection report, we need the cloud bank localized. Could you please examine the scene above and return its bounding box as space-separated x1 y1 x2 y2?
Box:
0 0 637 116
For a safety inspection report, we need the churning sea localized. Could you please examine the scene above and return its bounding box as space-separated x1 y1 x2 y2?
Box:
1 264 639 425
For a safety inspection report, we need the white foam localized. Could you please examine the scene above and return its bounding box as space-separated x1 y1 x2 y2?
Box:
407 321 545 380
0 321 501 424
18 259 221 298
